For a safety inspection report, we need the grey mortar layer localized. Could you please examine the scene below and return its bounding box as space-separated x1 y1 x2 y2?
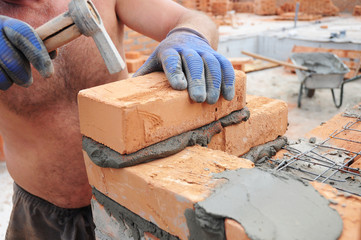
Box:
195 168 343 240
83 108 250 168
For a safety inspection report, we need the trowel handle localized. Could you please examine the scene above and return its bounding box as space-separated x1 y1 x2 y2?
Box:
36 11 82 53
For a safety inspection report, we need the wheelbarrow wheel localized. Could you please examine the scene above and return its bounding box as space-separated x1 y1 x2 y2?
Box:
305 88 315 98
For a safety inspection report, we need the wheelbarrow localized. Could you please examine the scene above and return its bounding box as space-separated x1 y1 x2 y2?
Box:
290 52 361 108
241 51 361 108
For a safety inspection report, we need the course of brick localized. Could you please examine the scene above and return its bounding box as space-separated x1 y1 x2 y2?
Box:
211 0 231 16
123 26 159 56
298 0 339 16
233 1 255 13
78 71 246 155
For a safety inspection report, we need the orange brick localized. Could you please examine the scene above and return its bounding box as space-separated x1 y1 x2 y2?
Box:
138 36 154 44
254 0 276 15
130 44 145 51
306 109 361 155
126 58 144 73
228 57 253 71
144 232 159 240
353 6 361 16
84 145 254 239
125 51 141 60
225 219 250 240
208 95 288 156
123 39 134 46
312 182 361 240
78 71 246 154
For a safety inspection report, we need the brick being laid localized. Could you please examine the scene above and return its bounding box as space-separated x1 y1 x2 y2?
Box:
208 95 288 156
78 71 246 155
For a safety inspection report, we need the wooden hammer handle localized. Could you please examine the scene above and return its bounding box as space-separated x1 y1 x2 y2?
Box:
36 12 82 52
241 50 309 71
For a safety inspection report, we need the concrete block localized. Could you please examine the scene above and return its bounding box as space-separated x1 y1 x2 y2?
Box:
208 95 288 156
78 71 246 154
84 145 254 239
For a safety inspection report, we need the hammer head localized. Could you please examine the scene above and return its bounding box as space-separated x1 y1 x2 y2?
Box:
69 0 125 74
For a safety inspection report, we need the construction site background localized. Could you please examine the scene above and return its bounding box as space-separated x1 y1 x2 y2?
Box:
122 0 361 73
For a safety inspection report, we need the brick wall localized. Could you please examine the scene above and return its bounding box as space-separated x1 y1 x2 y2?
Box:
123 26 159 56
276 0 359 13
78 71 361 239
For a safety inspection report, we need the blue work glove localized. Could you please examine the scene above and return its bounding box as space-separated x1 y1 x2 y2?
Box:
0 16 53 90
133 28 235 104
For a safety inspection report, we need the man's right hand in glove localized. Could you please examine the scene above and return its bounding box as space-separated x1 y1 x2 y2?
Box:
0 16 53 90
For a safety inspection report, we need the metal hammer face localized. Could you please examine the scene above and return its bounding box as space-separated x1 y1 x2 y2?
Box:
36 0 125 74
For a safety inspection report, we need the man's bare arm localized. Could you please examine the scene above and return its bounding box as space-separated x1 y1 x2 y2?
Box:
115 0 218 48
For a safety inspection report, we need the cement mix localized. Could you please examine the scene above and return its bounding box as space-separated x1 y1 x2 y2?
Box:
83 108 250 168
242 136 288 163
196 168 343 240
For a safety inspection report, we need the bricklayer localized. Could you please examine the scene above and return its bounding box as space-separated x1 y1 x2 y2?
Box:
208 95 288 156
84 145 254 239
78 71 246 154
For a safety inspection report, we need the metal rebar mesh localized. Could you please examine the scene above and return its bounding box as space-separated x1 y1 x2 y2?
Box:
271 116 361 196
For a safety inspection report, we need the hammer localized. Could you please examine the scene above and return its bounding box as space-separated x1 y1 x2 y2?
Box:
35 0 125 74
